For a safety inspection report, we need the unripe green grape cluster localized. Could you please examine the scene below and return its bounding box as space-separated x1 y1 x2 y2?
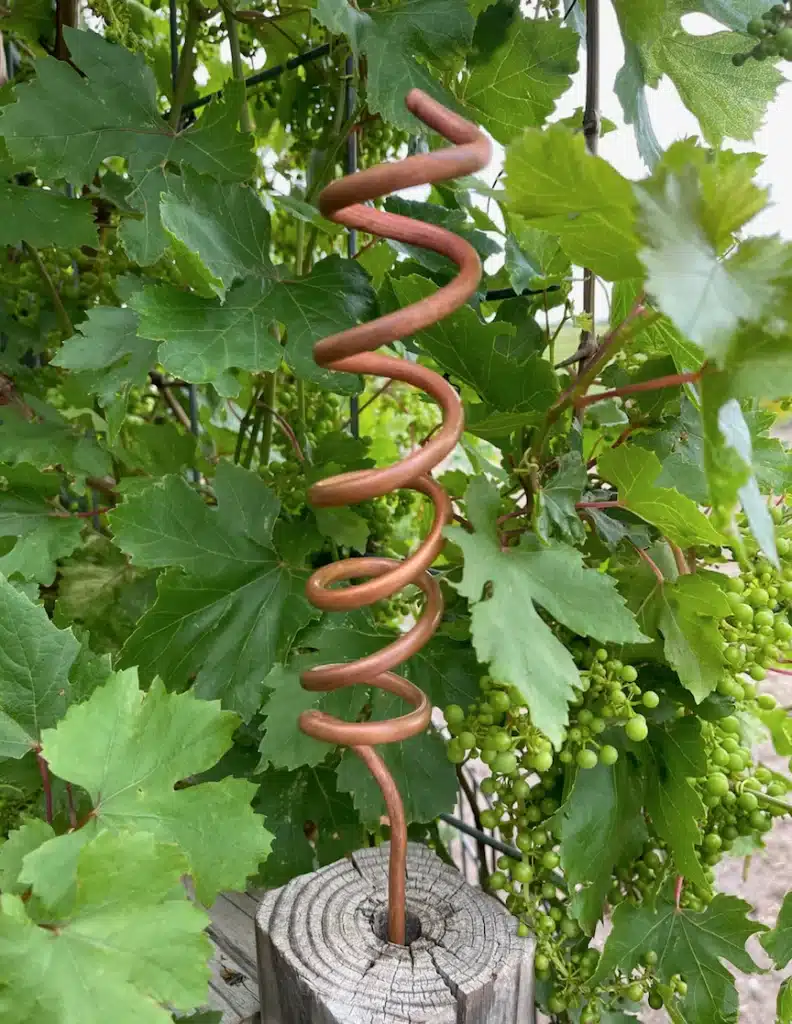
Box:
733 3 792 64
442 567 791 1022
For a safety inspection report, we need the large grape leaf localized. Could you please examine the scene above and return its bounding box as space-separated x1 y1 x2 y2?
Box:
614 42 662 170
131 256 373 396
40 669 272 904
460 10 579 143
643 718 708 890
557 758 647 933
0 463 83 585
0 28 254 184
254 765 362 887
504 125 643 281
111 462 315 718
635 172 788 364
612 1 782 146
0 184 97 248
0 820 55 894
653 32 782 146
0 401 113 478
594 889 766 1024
598 445 724 549
391 274 558 428
315 0 474 131
700 376 778 564
762 891 792 969
649 575 730 703
159 169 273 299
0 830 211 1024
52 307 159 441
445 478 648 746
0 574 80 758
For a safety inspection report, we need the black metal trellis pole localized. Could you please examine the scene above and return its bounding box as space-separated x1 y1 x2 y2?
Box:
169 0 201 482
345 52 361 440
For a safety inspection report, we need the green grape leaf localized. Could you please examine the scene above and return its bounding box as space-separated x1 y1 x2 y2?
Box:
314 506 370 552
653 32 783 146
254 765 361 887
316 0 474 131
52 307 158 441
159 169 273 299
761 891 792 968
335 690 457 823
460 13 579 143
0 575 80 758
131 256 372 396
53 534 157 656
41 669 272 904
557 758 648 934
504 218 571 294
0 401 112 479
504 125 643 281
598 445 724 549
111 462 315 718
0 185 97 248
643 718 708 890
614 42 662 170
594 889 766 1024
0 464 84 585
650 574 730 702
117 167 172 266
445 478 647 746
701 376 778 565
778 979 792 1024
635 170 787 363
0 29 254 184
257 612 396 771
391 274 558 422
0 819 55 894
0 830 211 1024
535 451 587 545
384 197 499 274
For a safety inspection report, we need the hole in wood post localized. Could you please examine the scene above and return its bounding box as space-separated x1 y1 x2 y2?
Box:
372 908 423 945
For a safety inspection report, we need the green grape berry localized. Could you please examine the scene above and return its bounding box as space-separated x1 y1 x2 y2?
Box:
625 715 649 742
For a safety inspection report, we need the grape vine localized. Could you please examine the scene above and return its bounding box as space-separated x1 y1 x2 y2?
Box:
1 1 792 1022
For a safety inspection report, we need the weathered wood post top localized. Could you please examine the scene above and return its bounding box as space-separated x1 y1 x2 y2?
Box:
255 842 535 1024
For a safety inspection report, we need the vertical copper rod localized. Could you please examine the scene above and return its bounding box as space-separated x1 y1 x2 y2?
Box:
299 90 491 944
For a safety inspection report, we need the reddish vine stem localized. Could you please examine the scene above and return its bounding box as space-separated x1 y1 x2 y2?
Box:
50 507 112 519
675 874 684 910
66 783 77 829
36 752 54 825
575 371 702 411
576 500 624 510
634 544 664 585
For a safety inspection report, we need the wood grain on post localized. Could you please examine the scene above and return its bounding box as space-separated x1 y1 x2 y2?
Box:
255 842 535 1024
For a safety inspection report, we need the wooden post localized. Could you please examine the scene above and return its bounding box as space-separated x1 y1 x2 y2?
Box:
255 842 535 1024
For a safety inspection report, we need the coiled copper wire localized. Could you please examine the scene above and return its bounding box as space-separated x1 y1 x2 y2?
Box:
300 90 491 945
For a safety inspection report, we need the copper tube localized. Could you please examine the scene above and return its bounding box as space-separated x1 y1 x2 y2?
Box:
300 89 491 945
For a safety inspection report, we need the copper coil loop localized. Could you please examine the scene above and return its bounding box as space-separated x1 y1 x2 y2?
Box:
300 89 491 945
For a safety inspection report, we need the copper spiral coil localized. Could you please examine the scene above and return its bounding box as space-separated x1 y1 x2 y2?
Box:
300 90 491 945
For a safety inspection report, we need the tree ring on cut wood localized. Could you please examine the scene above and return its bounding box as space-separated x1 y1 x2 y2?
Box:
255 841 535 1023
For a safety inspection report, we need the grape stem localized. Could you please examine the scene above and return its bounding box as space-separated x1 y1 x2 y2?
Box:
23 243 73 339
756 791 792 815
221 2 254 134
36 751 53 825
574 371 703 411
633 543 665 585
529 300 657 464
674 874 684 910
575 500 625 510
168 0 205 130
669 541 692 576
